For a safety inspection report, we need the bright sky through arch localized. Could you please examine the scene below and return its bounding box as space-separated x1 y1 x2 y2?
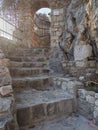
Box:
36 8 51 16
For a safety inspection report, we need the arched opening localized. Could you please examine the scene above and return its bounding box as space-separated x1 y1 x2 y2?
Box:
33 8 51 47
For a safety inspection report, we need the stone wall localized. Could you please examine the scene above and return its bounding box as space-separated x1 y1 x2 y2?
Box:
78 89 98 125
53 76 83 112
0 48 19 130
34 13 50 37
50 0 98 76
51 7 65 47
53 77 83 94
33 13 50 47
62 60 97 82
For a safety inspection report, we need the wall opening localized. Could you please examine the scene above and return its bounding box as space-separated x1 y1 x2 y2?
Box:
33 8 51 47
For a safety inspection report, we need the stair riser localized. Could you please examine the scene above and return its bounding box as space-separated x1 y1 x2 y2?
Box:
12 78 51 90
8 53 49 58
17 99 73 129
10 62 48 68
10 69 50 77
8 48 50 56
9 57 49 62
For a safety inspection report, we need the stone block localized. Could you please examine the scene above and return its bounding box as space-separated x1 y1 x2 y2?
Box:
0 67 9 76
78 89 87 99
86 95 95 104
0 59 9 66
61 82 68 90
62 81 82 95
76 60 88 67
95 93 98 99
32 104 45 121
0 85 13 96
0 115 13 130
0 98 12 114
59 8 64 14
46 102 58 116
94 116 98 125
57 99 73 114
94 108 98 118
79 76 84 81
57 81 61 86
95 100 98 106
17 107 32 127
62 63 67 67
74 45 92 61
88 61 96 67
0 74 12 87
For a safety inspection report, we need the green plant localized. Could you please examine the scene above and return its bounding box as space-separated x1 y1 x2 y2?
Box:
85 82 98 93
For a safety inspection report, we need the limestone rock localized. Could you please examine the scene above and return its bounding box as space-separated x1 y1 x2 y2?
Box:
95 94 98 99
74 45 92 61
0 59 9 66
76 60 88 67
78 89 87 99
95 100 98 107
0 98 12 113
0 85 13 96
86 95 95 104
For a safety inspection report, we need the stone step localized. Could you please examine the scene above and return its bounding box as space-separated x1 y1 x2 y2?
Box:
9 61 49 68
0 115 13 130
8 56 48 62
15 89 74 129
12 76 52 90
9 68 50 77
8 48 50 57
8 51 49 57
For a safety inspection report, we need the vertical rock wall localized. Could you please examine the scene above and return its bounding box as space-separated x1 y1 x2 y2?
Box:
50 0 98 76
63 0 98 64
0 48 19 130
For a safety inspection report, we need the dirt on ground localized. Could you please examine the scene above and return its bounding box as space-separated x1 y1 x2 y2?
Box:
28 115 98 130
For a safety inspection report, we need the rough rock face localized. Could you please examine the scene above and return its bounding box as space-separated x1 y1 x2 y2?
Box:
0 48 19 130
50 0 98 74
62 0 98 60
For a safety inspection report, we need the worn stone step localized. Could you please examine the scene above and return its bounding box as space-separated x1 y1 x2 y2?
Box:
12 76 52 90
8 52 49 58
15 89 74 129
9 68 50 77
0 115 13 130
9 61 49 68
8 48 50 57
8 56 48 62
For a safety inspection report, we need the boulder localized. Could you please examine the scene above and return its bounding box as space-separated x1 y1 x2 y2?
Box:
74 45 92 61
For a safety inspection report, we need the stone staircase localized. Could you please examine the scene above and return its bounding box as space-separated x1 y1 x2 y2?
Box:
7 47 74 130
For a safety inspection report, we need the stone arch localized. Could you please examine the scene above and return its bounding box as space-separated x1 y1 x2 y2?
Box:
18 0 67 48
31 1 51 47
18 0 50 47
31 0 49 13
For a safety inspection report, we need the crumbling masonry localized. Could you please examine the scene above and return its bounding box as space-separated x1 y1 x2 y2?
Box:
0 0 98 130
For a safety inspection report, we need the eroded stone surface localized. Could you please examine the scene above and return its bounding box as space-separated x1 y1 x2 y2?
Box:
0 85 13 96
26 115 97 130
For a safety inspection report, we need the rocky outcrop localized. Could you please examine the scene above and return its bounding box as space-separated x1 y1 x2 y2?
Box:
62 0 98 62
0 48 19 130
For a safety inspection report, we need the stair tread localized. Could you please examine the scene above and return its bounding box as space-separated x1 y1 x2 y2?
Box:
15 89 73 109
12 76 50 80
9 61 48 68
10 61 48 63
10 67 50 70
